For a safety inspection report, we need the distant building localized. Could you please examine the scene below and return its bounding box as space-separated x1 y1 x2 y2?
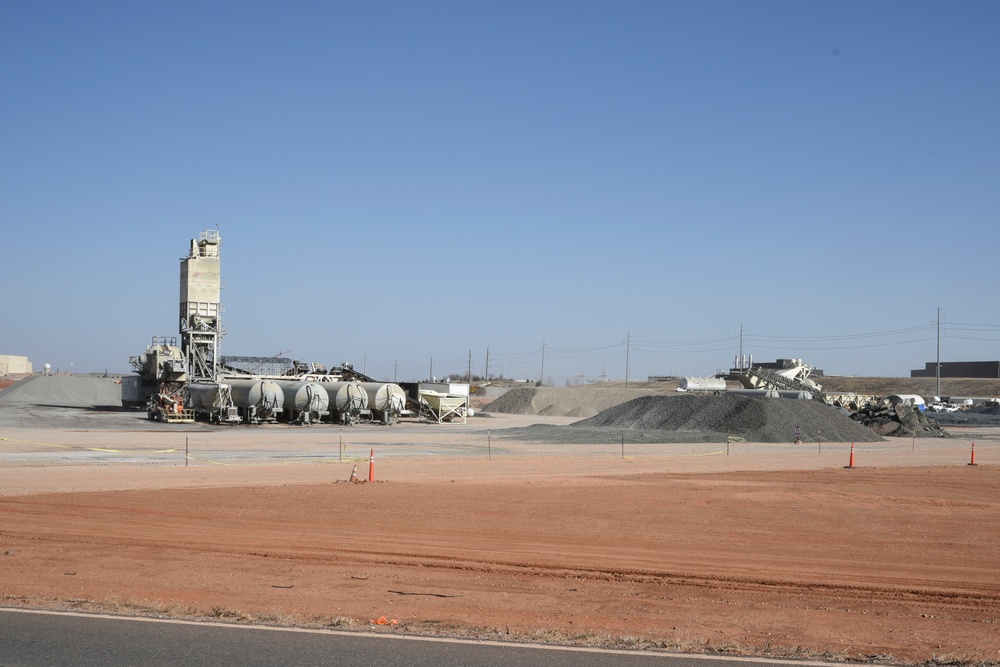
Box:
0 355 32 376
910 361 1000 379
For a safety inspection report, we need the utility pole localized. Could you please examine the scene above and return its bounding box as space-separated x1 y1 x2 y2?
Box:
485 347 490 382
467 349 473 383
539 340 546 386
625 331 631 389
936 307 941 398
739 323 744 371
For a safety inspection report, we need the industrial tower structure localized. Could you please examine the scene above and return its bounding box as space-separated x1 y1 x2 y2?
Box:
179 230 224 384
125 229 443 425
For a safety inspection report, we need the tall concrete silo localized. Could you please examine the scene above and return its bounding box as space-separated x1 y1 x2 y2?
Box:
180 230 224 383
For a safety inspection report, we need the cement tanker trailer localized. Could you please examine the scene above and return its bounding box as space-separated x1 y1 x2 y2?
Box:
359 382 406 424
318 381 368 424
187 382 242 424
227 379 284 423
678 377 727 392
275 380 329 424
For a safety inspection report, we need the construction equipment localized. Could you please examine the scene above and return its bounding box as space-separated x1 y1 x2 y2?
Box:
180 230 223 384
122 230 434 429
738 360 828 404
125 230 223 417
123 337 187 409
417 390 470 423
148 389 194 423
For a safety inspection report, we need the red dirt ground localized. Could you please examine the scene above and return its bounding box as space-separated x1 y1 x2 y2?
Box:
2 457 999 663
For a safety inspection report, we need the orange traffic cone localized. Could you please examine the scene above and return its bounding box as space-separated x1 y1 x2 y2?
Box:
368 448 375 482
349 464 358 482
968 441 977 466
845 442 855 469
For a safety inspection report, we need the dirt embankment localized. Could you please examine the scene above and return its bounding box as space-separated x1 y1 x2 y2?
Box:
2 464 998 664
818 376 1000 399
3 378 1000 663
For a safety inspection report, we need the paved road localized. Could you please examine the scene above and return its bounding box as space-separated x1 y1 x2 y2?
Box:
0 609 835 667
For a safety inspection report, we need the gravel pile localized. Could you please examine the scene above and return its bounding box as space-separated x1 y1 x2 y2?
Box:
575 394 884 443
485 386 668 418
0 375 122 407
495 394 885 444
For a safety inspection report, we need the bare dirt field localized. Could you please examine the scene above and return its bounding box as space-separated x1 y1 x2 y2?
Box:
2 391 1000 664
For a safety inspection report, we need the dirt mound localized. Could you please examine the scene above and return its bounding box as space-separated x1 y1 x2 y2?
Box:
0 375 122 407
572 394 884 443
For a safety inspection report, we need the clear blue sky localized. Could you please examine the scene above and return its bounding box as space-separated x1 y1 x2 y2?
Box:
2 1 998 383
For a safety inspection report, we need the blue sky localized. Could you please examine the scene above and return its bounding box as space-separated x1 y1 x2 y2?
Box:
2 1 998 383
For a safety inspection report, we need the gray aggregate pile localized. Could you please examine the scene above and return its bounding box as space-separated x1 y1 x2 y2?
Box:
494 394 885 445
576 394 884 442
0 375 122 407
485 388 539 414
484 386 668 418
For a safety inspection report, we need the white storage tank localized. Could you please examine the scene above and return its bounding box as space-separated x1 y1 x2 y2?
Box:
678 377 726 392
359 382 406 414
724 389 781 399
775 390 813 400
227 379 284 421
321 381 368 414
188 382 242 423
188 383 222 410
276 380 329 414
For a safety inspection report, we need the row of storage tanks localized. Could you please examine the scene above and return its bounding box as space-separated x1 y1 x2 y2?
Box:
187 378 406 424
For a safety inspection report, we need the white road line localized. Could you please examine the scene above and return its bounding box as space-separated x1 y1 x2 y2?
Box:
0 607 845 666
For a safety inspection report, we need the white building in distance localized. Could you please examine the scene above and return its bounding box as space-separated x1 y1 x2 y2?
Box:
0 355 32 376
